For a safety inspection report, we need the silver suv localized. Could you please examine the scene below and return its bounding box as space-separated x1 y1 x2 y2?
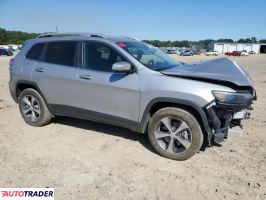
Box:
9 33 256 160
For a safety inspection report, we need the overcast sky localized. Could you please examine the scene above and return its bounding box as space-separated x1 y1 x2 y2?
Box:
0 0 265 40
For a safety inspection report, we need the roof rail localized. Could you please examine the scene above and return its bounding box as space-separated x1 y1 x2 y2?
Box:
123 36 139 41
36 32 108 39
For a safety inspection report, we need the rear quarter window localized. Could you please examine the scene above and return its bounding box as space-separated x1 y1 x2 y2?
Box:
26 43 45 60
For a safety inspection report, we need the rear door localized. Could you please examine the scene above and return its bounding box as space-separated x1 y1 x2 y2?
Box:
31 41 78 107
74 41 140 122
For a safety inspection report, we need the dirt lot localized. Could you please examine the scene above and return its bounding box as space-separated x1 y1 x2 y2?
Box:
0 54 265 200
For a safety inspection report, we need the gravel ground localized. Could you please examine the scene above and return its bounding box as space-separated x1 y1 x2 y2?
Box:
0 54 265 200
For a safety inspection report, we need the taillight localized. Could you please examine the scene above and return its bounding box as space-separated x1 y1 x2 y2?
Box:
9 58 14 67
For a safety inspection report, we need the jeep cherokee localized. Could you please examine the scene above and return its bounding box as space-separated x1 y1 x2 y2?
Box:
9 33 256 160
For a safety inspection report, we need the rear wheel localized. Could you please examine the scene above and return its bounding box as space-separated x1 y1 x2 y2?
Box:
147 107 203 160
19 88 52 126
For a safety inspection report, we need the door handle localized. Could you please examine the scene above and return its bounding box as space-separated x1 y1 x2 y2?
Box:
35 68 46 72
80 74 92 80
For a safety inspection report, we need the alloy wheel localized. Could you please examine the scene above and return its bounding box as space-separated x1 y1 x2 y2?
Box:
154 117 192 153
21 95 41 122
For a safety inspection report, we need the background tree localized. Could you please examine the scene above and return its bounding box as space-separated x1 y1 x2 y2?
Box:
237 38 245 43
0 27 263 47
251 37 257 43
259 39 266 43
0 28 8 44
216 38 234 43
237 37 257 43
0 27 38 44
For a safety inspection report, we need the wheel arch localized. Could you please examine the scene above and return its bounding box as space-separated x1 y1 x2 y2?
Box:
139 98 211 138
15 81 51 112
16 81 42 98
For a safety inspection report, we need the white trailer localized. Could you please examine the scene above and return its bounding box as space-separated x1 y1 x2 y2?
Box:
208 42 266 54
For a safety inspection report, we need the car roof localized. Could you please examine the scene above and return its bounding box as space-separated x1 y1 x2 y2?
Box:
30 33 139 44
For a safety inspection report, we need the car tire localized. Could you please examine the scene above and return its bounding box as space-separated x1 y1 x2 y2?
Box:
147 107 203 161
19 88 52 126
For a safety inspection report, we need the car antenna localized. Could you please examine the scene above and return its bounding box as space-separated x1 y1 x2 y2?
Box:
55 26 58 33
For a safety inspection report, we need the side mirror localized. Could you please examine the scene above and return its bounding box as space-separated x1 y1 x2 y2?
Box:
112 61 132 73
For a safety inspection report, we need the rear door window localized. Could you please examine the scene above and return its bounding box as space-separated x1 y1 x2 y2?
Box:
26 43 45 60
45 41 77 66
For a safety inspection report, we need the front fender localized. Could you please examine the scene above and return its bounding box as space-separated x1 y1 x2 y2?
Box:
138 98 212 138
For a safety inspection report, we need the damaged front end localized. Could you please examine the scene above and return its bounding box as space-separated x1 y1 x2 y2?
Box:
205 87 256 144
160 57 257 145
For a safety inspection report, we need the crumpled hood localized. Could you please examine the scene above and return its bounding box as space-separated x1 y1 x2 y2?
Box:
161 57 253 87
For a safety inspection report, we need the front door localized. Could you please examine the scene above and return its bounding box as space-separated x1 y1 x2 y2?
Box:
74 41 140 122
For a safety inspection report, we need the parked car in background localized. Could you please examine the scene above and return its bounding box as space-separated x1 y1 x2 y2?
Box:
241 50 248 56
192 49 201 55
175 50 181 55
18 45 23 50
159 48 167 53
0 48 13 56
5 46 15 52
180 49 193 56
8 46 15 52
0 44 20 52
205 50 218 56
11 45 19 51
249 50 256 55
166 49 177 54
0 45 9 50
225 51 241 56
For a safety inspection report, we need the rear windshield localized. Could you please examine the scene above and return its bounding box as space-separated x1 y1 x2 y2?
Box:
117 41 181 71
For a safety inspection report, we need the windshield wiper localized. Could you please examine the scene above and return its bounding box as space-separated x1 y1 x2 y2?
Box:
154 65 181 71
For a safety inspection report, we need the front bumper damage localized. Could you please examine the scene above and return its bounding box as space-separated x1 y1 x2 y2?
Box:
204 89 256 144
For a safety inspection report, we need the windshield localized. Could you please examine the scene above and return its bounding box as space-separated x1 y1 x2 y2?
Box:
117 41 182 71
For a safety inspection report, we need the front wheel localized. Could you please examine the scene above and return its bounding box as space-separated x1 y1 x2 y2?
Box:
147 107 203 160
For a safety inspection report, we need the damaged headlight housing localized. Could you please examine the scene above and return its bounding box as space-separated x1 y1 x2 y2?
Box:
212 90 254 105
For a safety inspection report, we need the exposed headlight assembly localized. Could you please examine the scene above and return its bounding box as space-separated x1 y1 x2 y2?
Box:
212 91 254 105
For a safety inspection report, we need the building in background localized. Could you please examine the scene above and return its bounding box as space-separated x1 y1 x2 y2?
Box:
208 42 266 54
